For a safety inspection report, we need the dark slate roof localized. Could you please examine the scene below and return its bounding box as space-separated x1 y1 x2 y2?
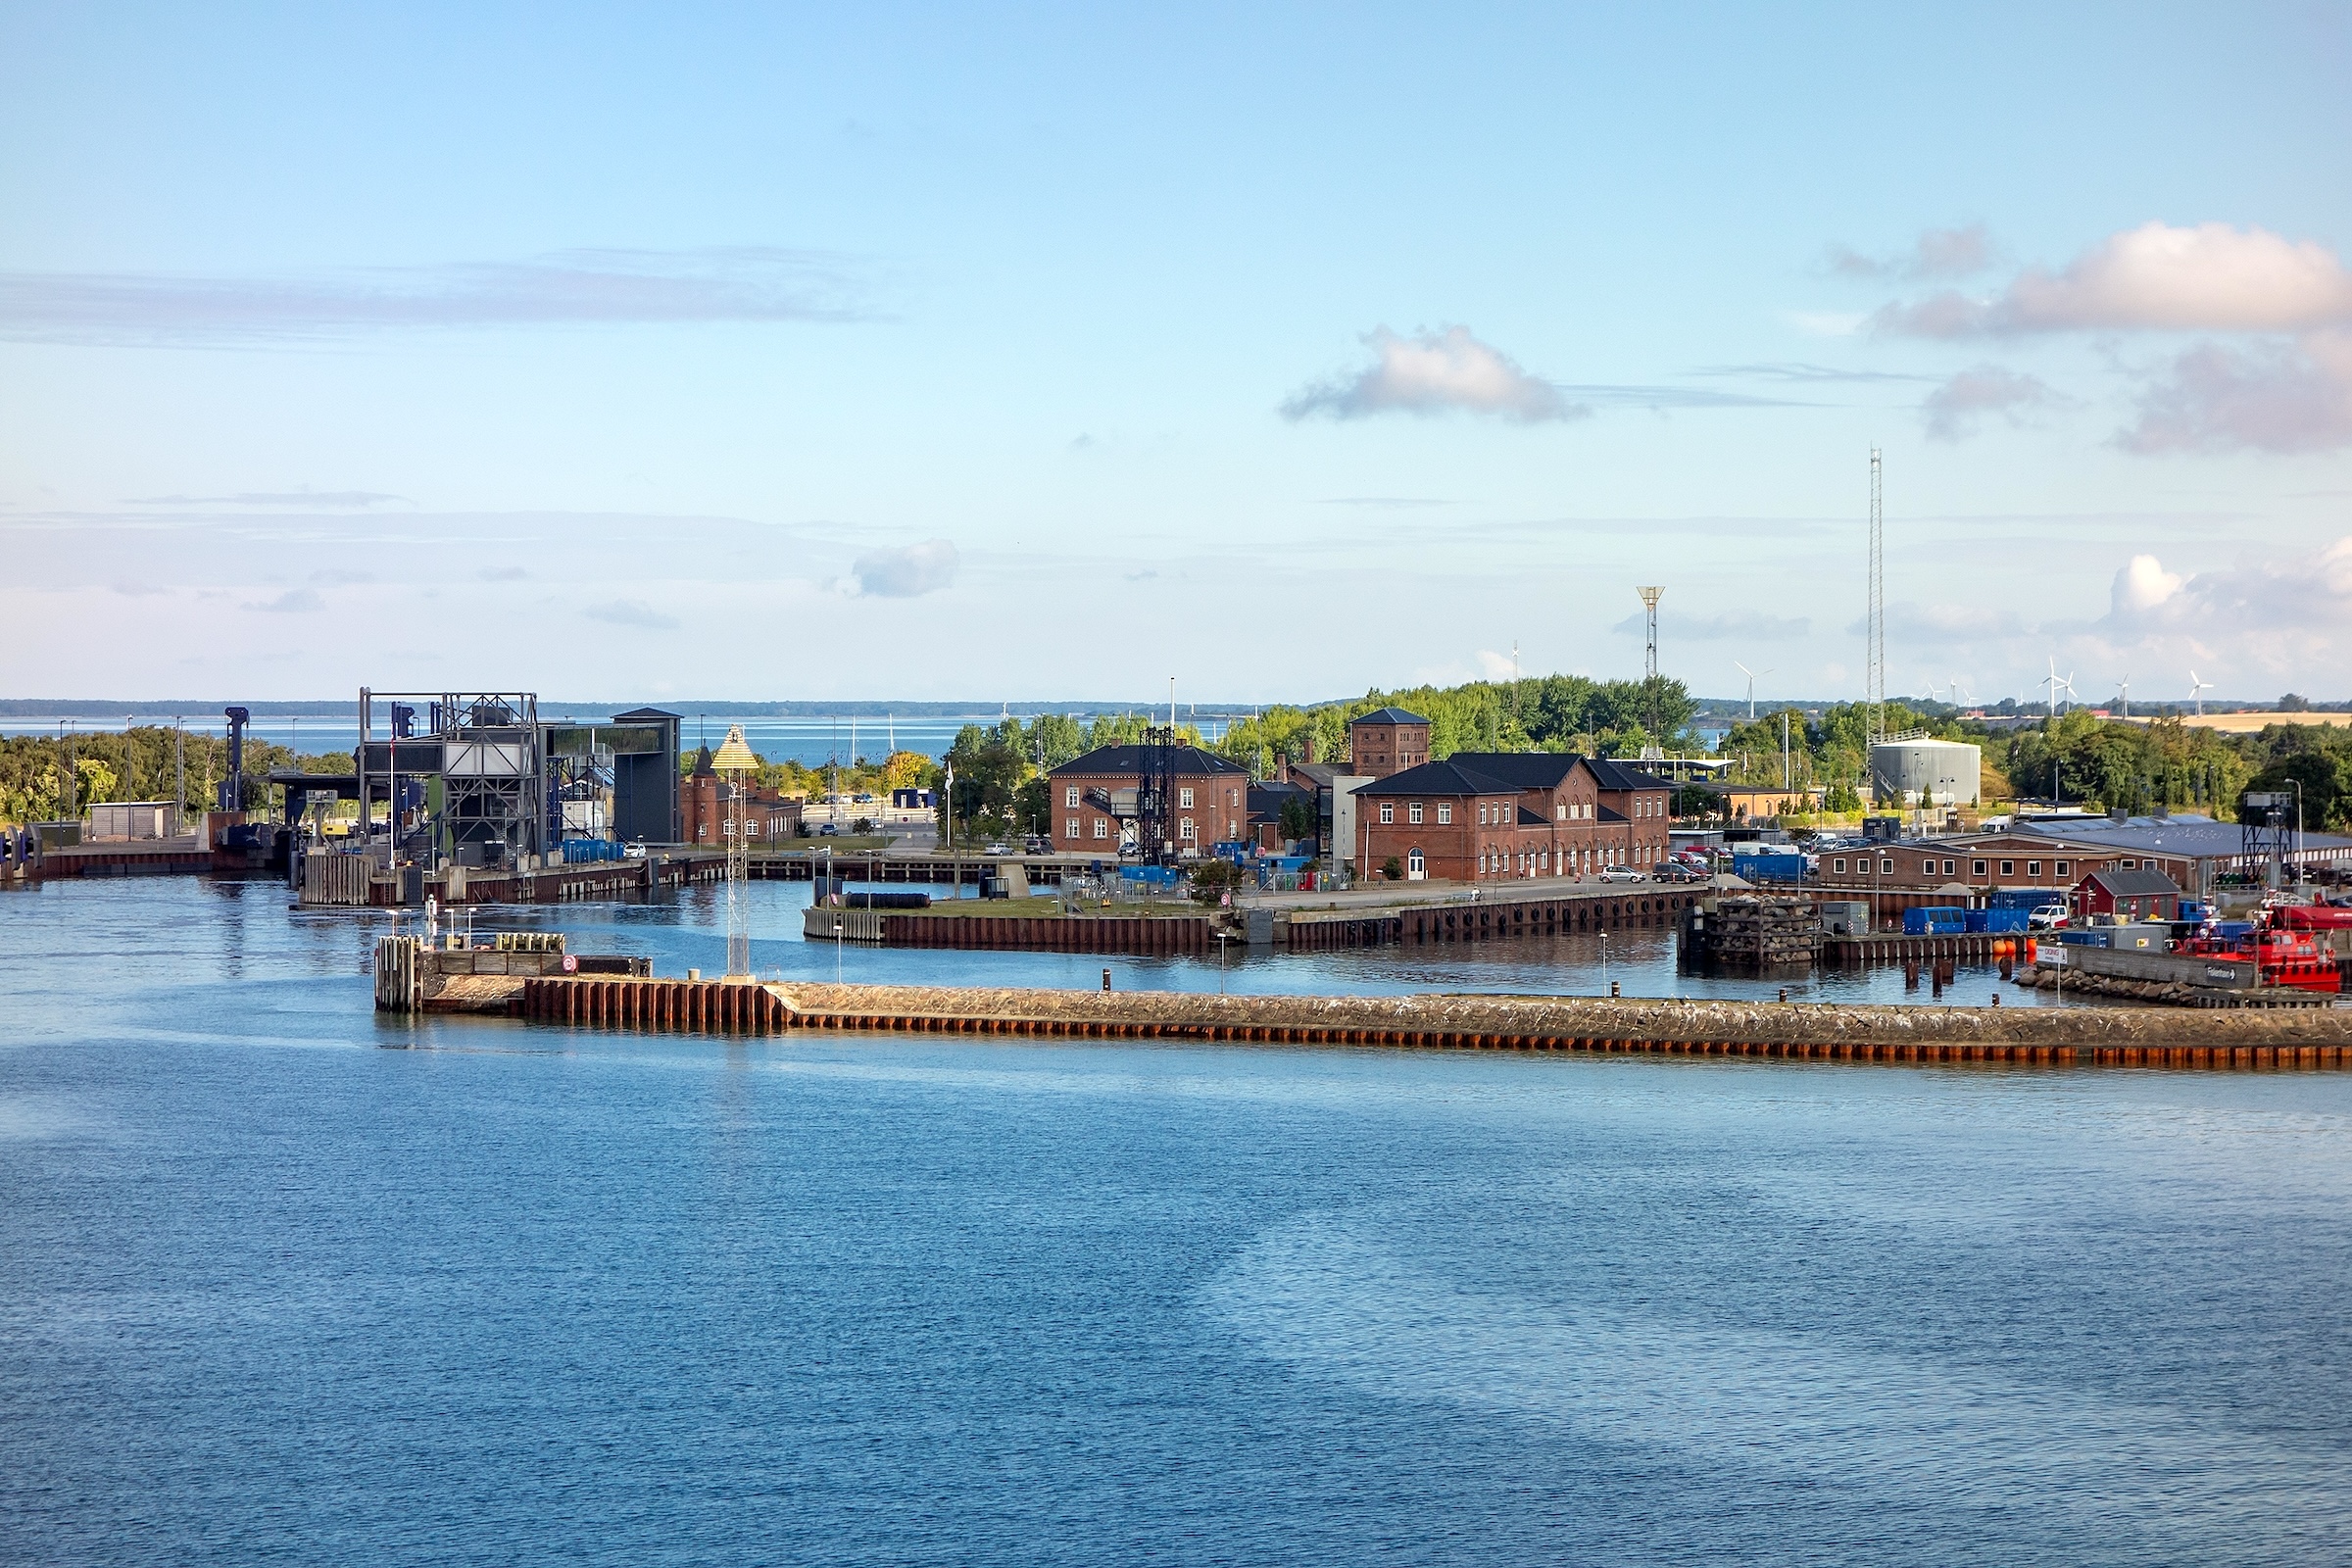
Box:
1286 761 1352 788
1350 760 1520 797
1516 805 1548 827
2082 867 2182 898
1442 751 1582 789
1586 758 1674 791
1249 781 1310 815
1596 804 1629 824
610 707 681 722
1351 707 1430 725
1051 744 1247 777
2016 813 2352 859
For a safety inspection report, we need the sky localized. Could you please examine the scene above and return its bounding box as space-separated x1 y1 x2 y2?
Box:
3 3 2350 710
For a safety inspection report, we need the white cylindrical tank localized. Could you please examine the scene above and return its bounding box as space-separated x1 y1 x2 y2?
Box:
1870 738 1981 807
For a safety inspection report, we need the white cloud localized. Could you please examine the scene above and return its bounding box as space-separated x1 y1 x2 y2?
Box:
1282 326 1586 422
1920 366 2067 440
1876 221 2352 337
2108 554 2185 626
0 247 868 346
852 537 958 597
584 598 678 630
1827 222 1994 281
2120 331 2352 454
243 588 322 613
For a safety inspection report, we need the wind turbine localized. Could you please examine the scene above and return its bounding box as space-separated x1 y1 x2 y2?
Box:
1734 661 1773 721
2042 658 2076 719
1950 676 1974 707
2189 670 2214 716
2116 673 2131 720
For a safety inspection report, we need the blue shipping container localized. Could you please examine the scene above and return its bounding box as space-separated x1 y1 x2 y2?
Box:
1986 889 2052 911
1984 908 2031 933
1902 906 1969 936
1733 854 1806 883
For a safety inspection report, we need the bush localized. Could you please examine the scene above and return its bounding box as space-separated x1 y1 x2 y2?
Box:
1382 855 1403 881
1188 858 1246 906
850 817 874 834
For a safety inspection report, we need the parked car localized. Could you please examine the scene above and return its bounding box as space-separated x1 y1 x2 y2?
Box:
1024 835 1052 854
983 841 1012 856
1651 862 1702 883
1598 866 1646 884
2028 905 2069 931
622 840 648 860
817 823 839 836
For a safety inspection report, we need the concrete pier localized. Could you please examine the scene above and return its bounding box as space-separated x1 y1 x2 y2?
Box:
462 973 2352 1070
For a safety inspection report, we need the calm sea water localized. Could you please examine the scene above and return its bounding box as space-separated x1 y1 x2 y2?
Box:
6 877 2351 1565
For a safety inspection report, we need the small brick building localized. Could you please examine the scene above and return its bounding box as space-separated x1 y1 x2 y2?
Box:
1051 743 1249 858
2073 866 2182 922
1348 708 1431 780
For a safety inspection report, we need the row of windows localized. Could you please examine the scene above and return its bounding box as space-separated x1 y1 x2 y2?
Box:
1824 854 2152 881
1063 785 1239 809
1062 815 1238 841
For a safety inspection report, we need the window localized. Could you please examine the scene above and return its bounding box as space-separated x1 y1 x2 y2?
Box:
1557 803 1568 820
2055 861 2070 877
1179 787 1194 808
1943 859 1956 875
1407 849 1424 877
1065 818 1079 839
1408 804 1424 824
1879 858 1892 875
1093 818 1108 839
1999 859 2014 877
2119 858 2135 869
2027 861 2040 877
1380 804 1394 824
1921 858 1935 875
1439 804 1453 824
1180 817 1195 841
1065 786 1078 808
1973 859 1986 876
1834 858 1847 874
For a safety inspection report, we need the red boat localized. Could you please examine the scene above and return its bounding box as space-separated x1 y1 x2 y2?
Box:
2177 917 2343 995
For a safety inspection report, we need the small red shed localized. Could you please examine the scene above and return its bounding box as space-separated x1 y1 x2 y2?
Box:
2073 867 2181 923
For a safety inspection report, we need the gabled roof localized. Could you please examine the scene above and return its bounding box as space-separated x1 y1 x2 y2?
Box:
1586 758 1674 791
2082 867 2182 898
1350 760 1519 797
1051 743 1247 777
610 707 681 722
1516 804 1548 827
1351 706 1430 726
1443 751 1584 790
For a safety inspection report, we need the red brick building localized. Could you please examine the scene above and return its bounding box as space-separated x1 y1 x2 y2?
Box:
680 747 803 847
2074 867 2181 922
1808 833 2178 902
1352 753 1674 882
1348 708 1430 780
1050 743 1249 858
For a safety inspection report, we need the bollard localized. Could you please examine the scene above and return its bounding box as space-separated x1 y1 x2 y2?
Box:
1778 987 1788 1003
1991 993 2000 1006
1102 968 1112 992
1609 981 1621 999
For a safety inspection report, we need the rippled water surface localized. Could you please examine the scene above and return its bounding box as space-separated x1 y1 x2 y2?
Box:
5 877 2350 1565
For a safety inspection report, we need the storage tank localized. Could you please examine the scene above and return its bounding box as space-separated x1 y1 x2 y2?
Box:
1869 737 1981 807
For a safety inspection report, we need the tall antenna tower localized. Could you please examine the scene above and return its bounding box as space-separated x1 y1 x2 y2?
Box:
1867 449 1886 746
713 723 760 979
1637 585 1664 739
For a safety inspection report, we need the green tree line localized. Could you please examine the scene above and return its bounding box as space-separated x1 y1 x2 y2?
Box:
1 728 350 826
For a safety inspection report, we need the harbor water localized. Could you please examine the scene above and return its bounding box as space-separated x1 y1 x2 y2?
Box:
5 876 2350 1564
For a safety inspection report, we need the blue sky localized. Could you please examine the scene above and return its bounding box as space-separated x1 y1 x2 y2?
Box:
4 4 2349 708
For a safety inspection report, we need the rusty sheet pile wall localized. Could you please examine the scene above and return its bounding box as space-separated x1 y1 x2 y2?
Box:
490 975 2352 1070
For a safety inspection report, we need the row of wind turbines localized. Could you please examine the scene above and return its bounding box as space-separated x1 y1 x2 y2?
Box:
2038 661 2217 718
1728 660 2220 722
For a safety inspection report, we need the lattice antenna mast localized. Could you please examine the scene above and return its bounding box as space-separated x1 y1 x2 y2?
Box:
1637 586 1664 738
713 723 760 979
1867 449 1886 747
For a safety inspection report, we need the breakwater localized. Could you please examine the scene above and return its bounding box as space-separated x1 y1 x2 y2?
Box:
475 972 2352 1069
